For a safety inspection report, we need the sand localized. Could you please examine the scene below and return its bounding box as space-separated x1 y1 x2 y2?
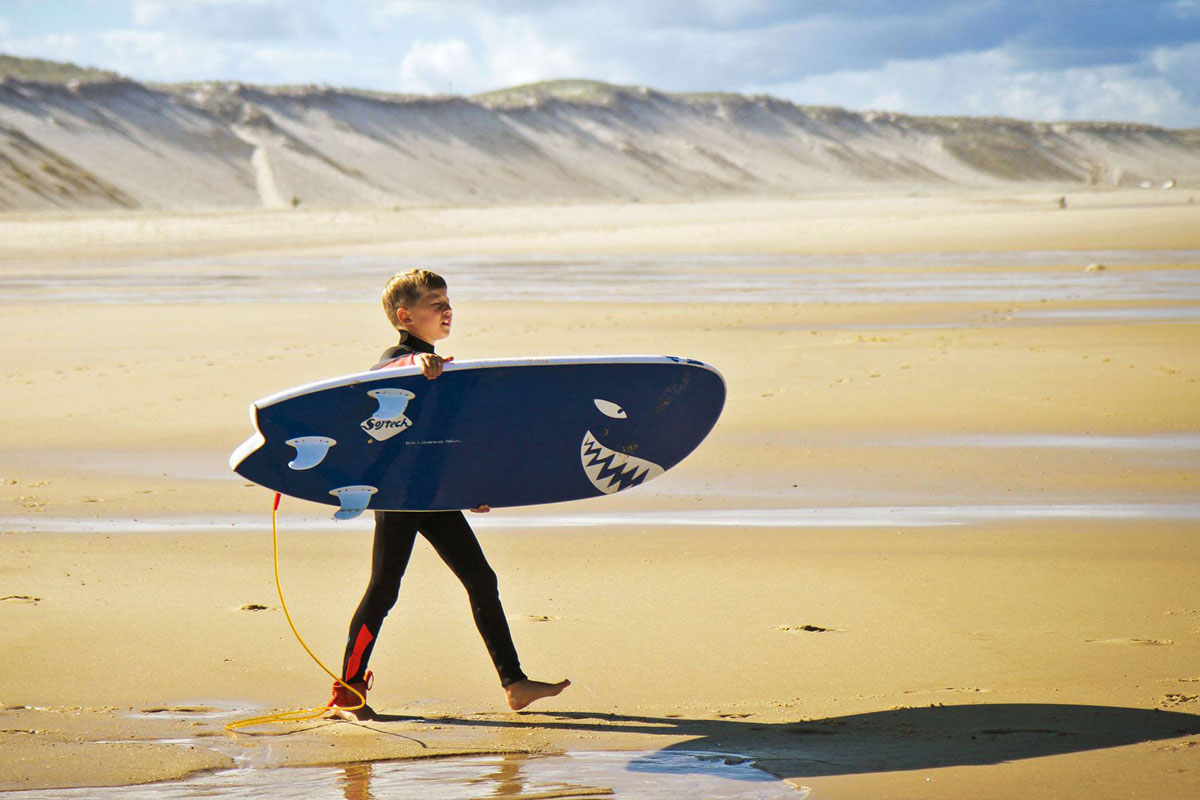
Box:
1 190 1199 798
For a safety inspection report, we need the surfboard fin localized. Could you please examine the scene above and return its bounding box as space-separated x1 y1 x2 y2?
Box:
285 436 337 470
367 388 416 421
329 485 378 520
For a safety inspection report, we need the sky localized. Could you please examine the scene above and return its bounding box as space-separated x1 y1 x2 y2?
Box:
3 1 1200 127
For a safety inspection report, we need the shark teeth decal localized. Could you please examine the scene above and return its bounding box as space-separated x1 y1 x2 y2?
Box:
580 430 665 494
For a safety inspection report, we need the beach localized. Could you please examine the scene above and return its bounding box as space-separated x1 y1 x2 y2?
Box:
2 189 1199 798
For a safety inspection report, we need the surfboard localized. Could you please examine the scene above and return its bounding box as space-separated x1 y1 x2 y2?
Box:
230 356 725 518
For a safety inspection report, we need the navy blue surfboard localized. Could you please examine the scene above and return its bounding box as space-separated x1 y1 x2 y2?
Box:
230 356 725 518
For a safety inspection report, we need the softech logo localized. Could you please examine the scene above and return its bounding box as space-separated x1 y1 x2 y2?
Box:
362 388 416 441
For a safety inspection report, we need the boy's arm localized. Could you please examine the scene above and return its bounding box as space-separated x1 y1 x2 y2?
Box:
374 352 454 379
414 353 452 379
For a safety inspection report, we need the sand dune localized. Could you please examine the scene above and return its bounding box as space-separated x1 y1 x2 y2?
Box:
3 73 1199 211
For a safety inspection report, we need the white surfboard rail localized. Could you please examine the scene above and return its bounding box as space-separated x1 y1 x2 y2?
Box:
249 355 723 410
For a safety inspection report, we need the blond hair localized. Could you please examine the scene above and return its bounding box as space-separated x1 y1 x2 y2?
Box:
381 269 447 331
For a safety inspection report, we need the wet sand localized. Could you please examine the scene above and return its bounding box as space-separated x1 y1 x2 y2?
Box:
1 190 1199 798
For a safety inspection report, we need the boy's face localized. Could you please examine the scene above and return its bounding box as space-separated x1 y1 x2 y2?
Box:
397 288 452 342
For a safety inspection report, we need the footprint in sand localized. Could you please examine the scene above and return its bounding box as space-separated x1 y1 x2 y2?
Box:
1159 740 1199 752
777 624 840 633
237 603 272 612
0 595 41 604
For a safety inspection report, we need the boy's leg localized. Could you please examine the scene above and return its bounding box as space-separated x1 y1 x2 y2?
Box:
341 511 419 683
418 511 527 687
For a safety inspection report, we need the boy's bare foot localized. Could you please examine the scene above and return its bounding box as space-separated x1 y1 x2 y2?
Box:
326 675 375 722
326 702 377 722
505 678 571 711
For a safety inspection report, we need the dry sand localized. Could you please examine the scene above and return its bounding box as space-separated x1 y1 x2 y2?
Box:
1 190 1199 797
2 189 1199 262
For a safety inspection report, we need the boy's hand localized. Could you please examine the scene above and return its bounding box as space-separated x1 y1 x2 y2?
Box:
416 353 453 379
469 505 491 513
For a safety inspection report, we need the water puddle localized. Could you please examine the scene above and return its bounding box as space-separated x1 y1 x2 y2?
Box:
2 449 236 482
1013 306 1200 322
5 502 1199 535
479 504 1200 527
9 751 806 799
906 432 1200 451
4 250 1200 305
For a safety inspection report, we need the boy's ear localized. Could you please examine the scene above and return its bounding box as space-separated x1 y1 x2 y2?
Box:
395 306 410 326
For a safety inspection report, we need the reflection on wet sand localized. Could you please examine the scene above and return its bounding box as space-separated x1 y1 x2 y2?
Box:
320 750 798 800
287 703 1200 800
474 753 614 799
4 749 795 798
339 762 374 800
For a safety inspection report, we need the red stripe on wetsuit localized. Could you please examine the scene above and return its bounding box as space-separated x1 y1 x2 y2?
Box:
344 624 375 681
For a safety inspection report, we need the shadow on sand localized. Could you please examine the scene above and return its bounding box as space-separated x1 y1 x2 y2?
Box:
369 702 1200 782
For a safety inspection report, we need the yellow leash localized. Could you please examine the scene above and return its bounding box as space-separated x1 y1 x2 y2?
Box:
225 493 366 732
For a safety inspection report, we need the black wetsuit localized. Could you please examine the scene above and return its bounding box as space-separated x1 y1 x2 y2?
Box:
339 334 527 687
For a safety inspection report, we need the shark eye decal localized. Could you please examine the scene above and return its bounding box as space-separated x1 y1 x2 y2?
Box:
593 398 627 419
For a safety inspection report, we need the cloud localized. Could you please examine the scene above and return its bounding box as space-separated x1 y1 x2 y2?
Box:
3 1 1199 125
1 25 353 86
1 32 84 64
393 9 608 94
398 38 480 94
760 43 1199 128
1150 40 1200 105
129 0 335 42
475 13 602 88
94 29 242 79
132 1 166 27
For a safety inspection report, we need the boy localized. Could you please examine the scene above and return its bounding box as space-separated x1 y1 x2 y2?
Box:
328 269 570 721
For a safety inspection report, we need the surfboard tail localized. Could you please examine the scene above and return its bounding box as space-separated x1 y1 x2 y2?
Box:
229 403 267 474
